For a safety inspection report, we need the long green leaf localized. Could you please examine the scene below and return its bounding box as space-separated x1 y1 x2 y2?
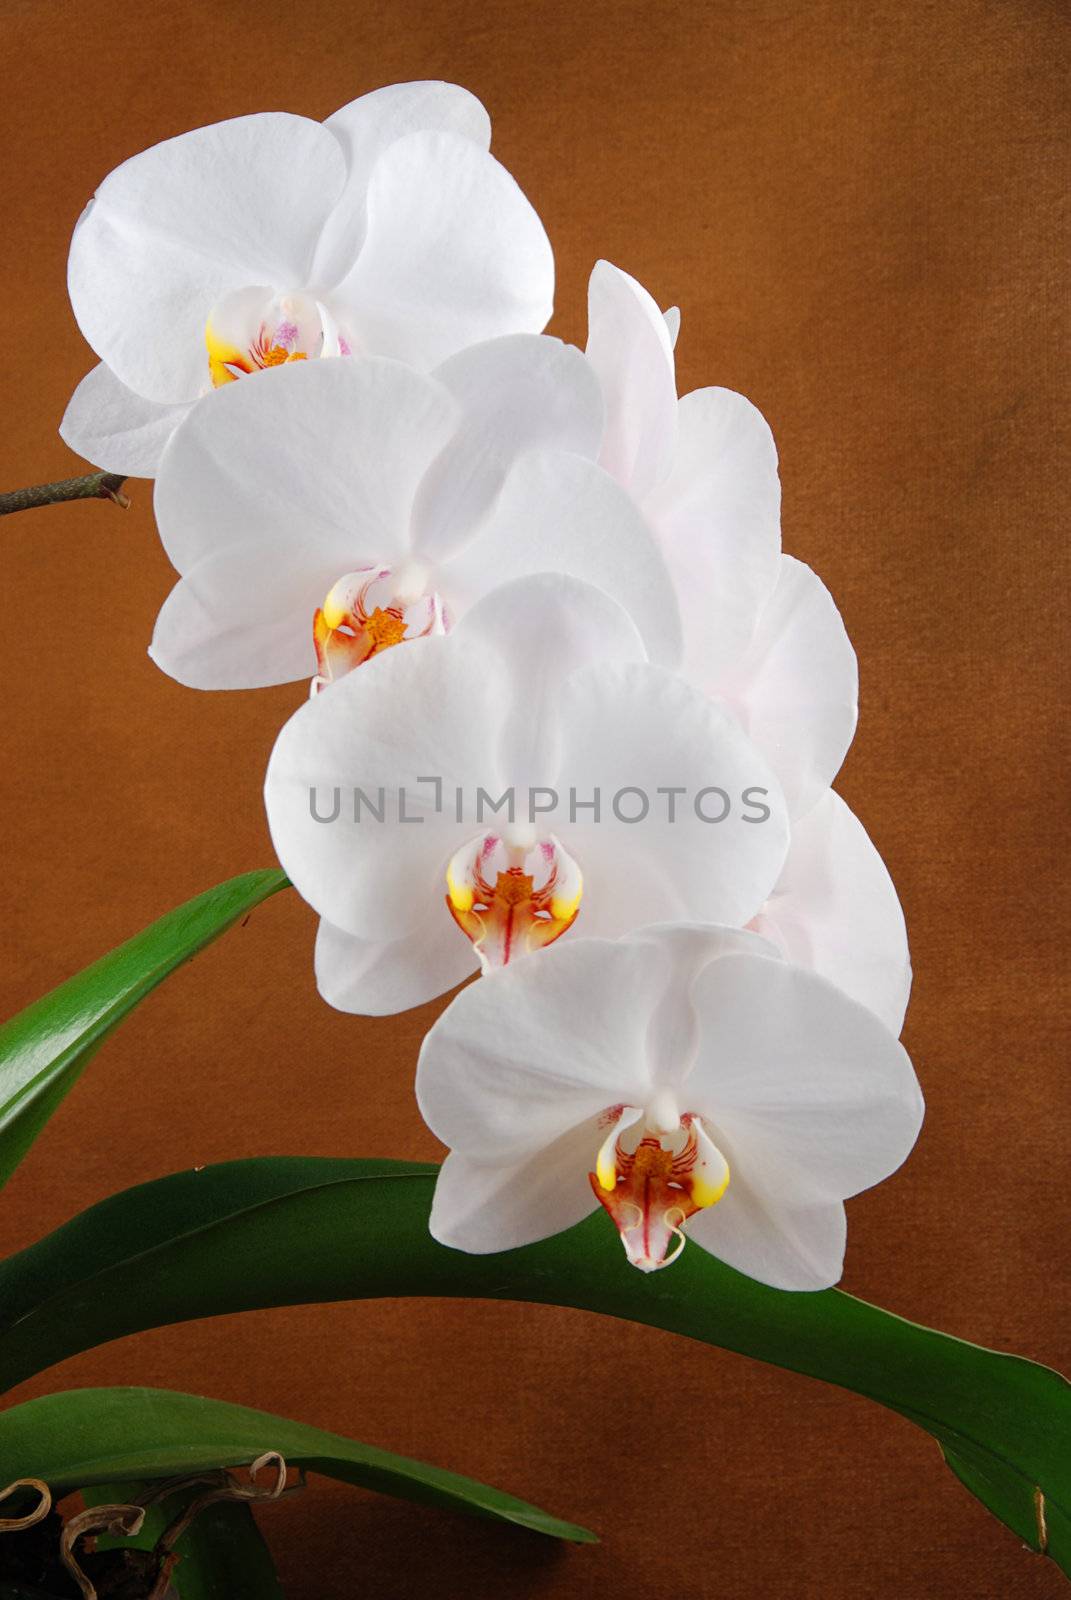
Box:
0 871 288 1187
0 1158 1064 1573
1 1388 594 1544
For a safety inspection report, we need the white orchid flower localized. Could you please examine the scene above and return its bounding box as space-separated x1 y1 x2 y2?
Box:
416 923 924 1286
264 575 789 1016
148 337 682 691
581 263 909 1024
60 81 553 477
586 260 858 818
750 789 912 1035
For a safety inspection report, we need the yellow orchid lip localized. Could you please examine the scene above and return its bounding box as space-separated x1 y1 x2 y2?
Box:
445 856 476 915
549 881 583 921
595 1143 619 1193
320 585 350 632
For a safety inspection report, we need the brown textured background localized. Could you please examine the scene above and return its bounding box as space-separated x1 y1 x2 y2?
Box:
1 0 1068 1594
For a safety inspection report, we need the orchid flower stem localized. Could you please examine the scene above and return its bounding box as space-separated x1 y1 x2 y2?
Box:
0 472 129 516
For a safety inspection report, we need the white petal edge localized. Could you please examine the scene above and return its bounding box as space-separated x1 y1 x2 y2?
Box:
315 914 477 1016
718 555 858 818
663 305 681 349
444 449 682 670
334 130 553 370
416 935 664 1161
313 81 492 288
264 631 508 940
627 922 784 1091
685 951 924 1209
429 1136 600 1255
410 334 604 561
60 362 190 477
689 1183 848 1290
645 384 783 689
750 789 912 1034
554 661 790 933
327 80 490 176
585 260 678 501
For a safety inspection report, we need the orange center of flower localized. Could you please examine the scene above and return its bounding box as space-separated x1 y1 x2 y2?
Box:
203 289 344 388
363 607 408 652
492 868 535 906
311 568 447 693
630 1141 675 1182
259 345 308 370
589 1107 730 1272
446 836 583 971
206 321 311 388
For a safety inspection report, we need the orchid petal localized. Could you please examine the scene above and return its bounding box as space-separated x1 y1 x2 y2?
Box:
150 358 458 688
555 663 790 931
328 81 491 173
685 952 924 1209
688 1184 848 1291
332 131 553 369
449 572 646 794
416 937 661 1161
629 923 782 1091
410 335 604 561
585 260 678 500
312 82 491 287
429 1138 601 1255
150 547 326 690
645 384 782 686
663 305 681 349
315 916 477 1017
265 632 506 942
719 556 858 817
68 114 347 404
444 450 682 669
59 362 190 477
750 789 912 1034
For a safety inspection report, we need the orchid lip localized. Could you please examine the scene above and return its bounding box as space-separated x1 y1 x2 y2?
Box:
445 832 583 971
205 288 353 390
590 1104 730 1272
312 565 448 693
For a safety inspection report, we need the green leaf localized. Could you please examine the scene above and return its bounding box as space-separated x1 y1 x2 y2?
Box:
0 1158 1065 1574
84 1479 283 1600
0 871 288 1188
2 1389 594 1545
